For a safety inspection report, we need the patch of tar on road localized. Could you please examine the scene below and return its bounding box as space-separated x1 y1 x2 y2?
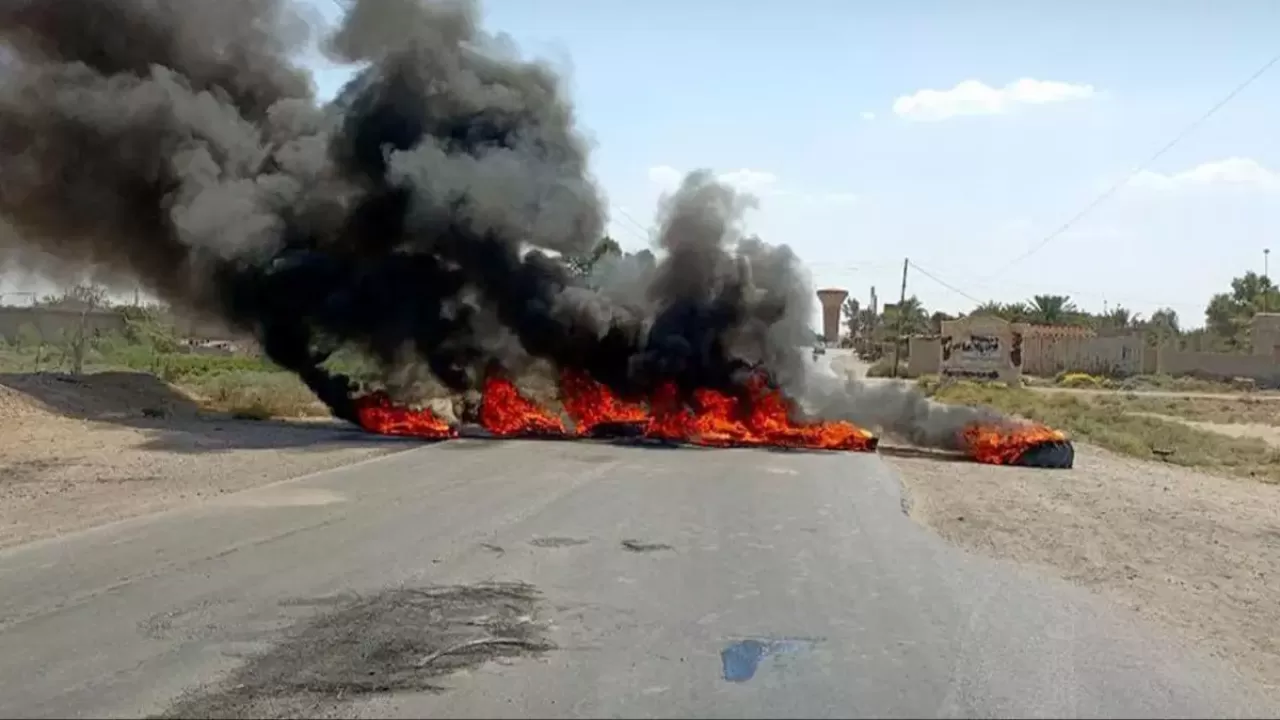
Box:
720 637 821 683
528 536 589 548
620 539 674 553
157 582 553 720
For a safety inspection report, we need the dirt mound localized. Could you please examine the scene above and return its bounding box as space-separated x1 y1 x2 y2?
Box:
0 371 204 424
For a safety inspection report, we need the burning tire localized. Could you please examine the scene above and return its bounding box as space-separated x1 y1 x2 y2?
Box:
1010 439 1074 469
585 421 649 439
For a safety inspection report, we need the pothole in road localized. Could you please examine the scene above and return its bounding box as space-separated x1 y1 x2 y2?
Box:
159 582 553 719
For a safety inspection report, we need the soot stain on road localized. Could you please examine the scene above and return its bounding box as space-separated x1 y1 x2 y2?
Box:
159 582 553 720
529 536 590 548
620 539 675 553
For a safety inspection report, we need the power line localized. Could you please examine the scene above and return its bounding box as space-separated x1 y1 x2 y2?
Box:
610 206 653 243
605 219 648 247
984 48 1280 281
906 260 985 304
903 259 1194 317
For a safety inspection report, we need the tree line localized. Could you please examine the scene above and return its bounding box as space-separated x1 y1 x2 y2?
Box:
18 242 1274 356
839 270 1279 354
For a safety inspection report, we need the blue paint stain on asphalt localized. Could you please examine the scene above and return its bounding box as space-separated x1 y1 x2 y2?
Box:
720 637 818 682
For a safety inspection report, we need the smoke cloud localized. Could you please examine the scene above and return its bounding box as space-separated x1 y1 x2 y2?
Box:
801 371 1007 452
0 0 997 451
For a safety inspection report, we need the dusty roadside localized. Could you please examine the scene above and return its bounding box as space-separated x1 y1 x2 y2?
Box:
887 444 1280 692
0 372 409 550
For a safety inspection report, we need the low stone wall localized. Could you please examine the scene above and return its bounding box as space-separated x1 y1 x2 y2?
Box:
1020 333 1145 377
1157 350 1280 387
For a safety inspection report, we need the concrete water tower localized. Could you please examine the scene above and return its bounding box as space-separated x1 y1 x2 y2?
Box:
816 288 848 346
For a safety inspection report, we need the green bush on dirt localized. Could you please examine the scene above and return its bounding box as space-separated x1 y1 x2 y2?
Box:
865 356 906 378
915 374 942 396
1055 371 1105 389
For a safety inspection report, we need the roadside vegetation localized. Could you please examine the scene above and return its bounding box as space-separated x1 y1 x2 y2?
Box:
0 306 353 419
1036 371 1280 425
919 376 1280 483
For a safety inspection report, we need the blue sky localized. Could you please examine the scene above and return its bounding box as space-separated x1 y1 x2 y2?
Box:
311 0 1280 329
10 0 1280 331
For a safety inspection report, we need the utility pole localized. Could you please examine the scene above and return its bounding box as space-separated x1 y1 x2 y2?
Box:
1265 249 1271 313
891 258 909 378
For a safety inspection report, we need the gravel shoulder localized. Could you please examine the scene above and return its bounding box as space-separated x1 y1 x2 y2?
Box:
887 443 1280 693
0 372 409 550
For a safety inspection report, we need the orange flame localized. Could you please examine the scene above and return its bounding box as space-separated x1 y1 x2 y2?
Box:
351 370 878 453
643 378 877 450
353 390 457 439
479 376 567 436
961 421 1066 465
559 369 648 435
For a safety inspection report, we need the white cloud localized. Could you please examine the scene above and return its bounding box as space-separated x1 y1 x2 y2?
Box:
892 78 1095 122
647 165 777 194
646 165 684 188
716 168 779 193
646 166 855 208
860 111 876 121
1131 157 1280 192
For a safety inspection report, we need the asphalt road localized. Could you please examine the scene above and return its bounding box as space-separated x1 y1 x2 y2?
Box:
0 438 1273 719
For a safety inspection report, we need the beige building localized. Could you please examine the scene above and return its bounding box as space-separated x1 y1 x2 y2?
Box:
905 312 1280 388
935 315 1020 387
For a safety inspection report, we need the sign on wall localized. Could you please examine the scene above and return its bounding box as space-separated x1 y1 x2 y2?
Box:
939 316 1021 386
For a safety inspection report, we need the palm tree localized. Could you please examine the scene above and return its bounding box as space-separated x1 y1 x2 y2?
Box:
842 297 861 340
882 296 930 336
972 300 1028 322
972 300 1004 317
1027 295 1078 325
928 311 955 334
1100 306 1142 330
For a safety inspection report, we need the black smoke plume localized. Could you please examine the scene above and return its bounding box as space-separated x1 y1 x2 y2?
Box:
0 0 818 424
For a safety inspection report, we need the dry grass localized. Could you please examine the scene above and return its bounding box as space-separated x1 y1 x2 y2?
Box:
181 370 331 419
186 361 566 422
928 381 1280 482
1039 371 1257 394
1094 393 1280 426
0 336 572 423
1118 372 1260 394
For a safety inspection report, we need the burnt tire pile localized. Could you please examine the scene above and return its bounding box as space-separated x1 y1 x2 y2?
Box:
585 421 882 452
586 421 649 439
1010 439 1075 469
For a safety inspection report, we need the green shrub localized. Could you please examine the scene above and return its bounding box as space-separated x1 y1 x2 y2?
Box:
14 323 42 350
866 356 905 378
915 374 942 396
1055 371 1103 389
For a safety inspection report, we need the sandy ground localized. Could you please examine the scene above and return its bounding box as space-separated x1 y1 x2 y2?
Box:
888 444 1280 692
1130 411 1280 448
820 355 1280 689
0 372 407 549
